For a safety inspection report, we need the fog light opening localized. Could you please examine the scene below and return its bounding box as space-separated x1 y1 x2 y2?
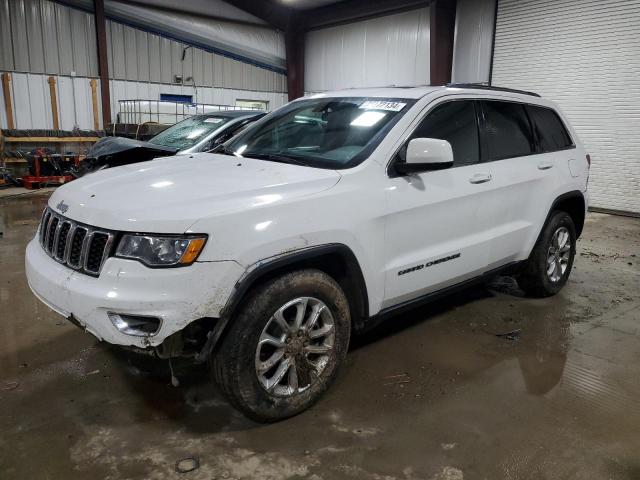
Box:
108 312 161 337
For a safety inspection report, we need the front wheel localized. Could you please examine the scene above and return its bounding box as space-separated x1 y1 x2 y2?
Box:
212 269 351 422
517 211 576 297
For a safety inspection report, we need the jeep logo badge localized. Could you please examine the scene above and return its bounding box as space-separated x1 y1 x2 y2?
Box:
56 200 69 214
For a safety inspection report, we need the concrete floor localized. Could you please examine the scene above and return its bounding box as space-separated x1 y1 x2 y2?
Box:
1 191 639 480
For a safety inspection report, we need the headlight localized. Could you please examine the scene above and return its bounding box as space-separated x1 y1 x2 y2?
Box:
115 234 207 267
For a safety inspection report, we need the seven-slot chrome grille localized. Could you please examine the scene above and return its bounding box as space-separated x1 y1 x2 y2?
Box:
38 207 115 276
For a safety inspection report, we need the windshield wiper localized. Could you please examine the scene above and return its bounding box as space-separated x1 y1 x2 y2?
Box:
210 144 235 155
242 152 308 166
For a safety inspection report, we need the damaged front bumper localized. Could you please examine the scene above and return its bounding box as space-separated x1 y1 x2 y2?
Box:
25 238 243 349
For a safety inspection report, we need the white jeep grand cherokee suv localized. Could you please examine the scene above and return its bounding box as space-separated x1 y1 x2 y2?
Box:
26 85 589 422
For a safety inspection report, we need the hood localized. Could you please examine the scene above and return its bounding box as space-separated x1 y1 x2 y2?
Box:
85 136 178 164
48 153 341 233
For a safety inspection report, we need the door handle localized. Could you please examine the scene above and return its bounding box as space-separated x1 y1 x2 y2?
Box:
469 173 492 184
538 162 554 170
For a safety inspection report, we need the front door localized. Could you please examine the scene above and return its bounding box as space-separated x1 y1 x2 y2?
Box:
382 99 501 308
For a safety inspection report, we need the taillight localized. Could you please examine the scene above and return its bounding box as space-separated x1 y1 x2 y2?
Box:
586 154 591 168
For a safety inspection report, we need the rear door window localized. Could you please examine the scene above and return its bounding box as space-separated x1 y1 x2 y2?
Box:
480 101 536 161
406 100 480 167
526 105 573 152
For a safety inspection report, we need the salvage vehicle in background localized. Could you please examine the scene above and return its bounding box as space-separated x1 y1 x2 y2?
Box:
78 110 265 175
25 84 589 422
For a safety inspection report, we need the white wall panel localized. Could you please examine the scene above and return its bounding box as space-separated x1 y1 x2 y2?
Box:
492 0 640 214
452 0 495 83
0 72 91 130
123 26 139 81
9 0 30 72
148 34 161 82
193 49 204 87
10 73 32 129
304 8 430 92
25 0 46 73
107 80 287 123
40 0 60 74
54 2 73 75
2 0 286 93
72 76 93 130
213 54 224 87
136 29 150 82
182 46 194 87
0 0 14 71
203 51 213 88
159 37 173 85
69 7 96 76
26 74 49 129
56 76 76 130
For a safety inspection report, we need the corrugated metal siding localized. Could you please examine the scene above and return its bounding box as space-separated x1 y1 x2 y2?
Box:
452 0 495 83
104 19 286 92
0 1 13 70
0 0 287 93
55 1 76 75
0 72 97 130
108 79 288 123
304 8 431 92
0 71 288 130
492 0 640 214
0 0 98 76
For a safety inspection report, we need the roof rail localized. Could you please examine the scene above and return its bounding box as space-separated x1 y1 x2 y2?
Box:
445 83 541 97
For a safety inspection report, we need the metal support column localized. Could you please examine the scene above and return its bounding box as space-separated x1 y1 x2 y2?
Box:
94 0 111 128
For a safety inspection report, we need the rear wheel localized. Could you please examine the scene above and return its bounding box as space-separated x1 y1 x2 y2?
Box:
212 269 351 422
517 211 576 297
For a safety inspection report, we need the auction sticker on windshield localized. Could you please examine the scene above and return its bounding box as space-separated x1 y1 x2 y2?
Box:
359 101 406 112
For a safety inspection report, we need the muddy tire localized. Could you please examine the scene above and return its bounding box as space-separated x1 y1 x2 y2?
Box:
517 211 576 297
212 269 351 422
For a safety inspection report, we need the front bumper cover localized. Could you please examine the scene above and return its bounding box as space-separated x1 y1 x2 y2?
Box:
25 238 243 348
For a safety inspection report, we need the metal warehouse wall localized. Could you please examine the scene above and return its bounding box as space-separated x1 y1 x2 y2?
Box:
0 71 288 130
0 0 99 76
0 72 99 131
104 21 286 92
492 0 640 214
0 0 288 129
304 8 431 92
62 0 286 70
451 0 495 84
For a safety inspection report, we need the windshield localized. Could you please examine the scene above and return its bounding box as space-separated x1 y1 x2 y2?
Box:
224 97 414 169
149 115 232 150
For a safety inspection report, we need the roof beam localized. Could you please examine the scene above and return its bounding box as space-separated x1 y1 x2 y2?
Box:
221 0 293 30
299 0 432 30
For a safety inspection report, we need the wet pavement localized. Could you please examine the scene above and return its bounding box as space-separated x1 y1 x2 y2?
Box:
1 191 639 480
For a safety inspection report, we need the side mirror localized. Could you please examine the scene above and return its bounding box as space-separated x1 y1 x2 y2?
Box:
395 137 454 175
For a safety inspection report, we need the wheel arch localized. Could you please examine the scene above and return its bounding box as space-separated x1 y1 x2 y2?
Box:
548 190 586 238
196 244 370 361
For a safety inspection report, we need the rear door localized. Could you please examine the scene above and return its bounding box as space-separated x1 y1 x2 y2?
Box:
383 99 502 308
477 100 554 268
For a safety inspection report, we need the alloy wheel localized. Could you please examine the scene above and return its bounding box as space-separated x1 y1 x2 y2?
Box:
547 226 571 282
255 297 335 397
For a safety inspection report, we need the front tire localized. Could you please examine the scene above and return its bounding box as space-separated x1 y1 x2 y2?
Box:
517 211 576 297
212 269 351 422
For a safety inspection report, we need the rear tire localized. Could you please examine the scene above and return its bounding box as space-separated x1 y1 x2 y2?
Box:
517 211 576 297
212 269 351 422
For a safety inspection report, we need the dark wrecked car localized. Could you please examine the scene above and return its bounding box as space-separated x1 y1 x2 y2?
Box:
79 110 265 175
